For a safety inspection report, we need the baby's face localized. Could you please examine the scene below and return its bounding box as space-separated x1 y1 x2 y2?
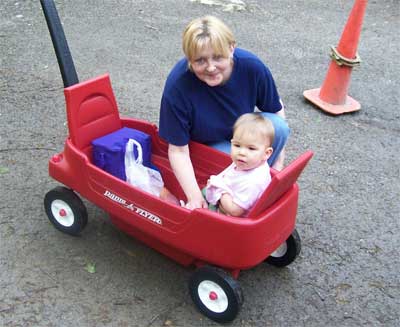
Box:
230 131 272 171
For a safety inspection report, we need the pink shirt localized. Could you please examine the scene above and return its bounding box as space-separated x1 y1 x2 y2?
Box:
205 161 271 212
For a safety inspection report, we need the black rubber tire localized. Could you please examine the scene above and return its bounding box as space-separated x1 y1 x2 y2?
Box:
189 266 243 323
44 186 88 236
265 229 301 267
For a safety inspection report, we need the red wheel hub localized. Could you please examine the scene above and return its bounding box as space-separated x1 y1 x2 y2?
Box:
51 154 63 163
59 209 67 217
209 291 218 301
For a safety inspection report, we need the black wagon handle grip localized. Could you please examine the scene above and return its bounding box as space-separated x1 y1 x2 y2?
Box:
40 0 79 87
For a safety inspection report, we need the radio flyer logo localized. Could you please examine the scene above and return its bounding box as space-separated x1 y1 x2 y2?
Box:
104 190 162 225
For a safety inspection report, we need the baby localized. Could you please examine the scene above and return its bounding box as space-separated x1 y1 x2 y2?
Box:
204 113 274 217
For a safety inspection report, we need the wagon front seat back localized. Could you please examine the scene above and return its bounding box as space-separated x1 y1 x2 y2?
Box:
247 151 314 218
64 74 122 151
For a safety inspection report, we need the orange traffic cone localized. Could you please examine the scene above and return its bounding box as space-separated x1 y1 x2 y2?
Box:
303 0 368 115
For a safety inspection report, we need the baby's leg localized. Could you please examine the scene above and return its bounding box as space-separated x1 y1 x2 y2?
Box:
159 187 180 205
201 187 218 212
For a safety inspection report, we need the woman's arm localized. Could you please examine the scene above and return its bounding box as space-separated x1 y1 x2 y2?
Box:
168 144 208 209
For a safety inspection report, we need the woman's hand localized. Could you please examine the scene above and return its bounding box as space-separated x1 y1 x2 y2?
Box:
272 148 285 171
185 194 208 210
272 106 287 171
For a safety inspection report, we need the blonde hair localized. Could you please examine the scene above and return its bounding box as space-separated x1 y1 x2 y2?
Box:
182 16 236 62
233 114 275 146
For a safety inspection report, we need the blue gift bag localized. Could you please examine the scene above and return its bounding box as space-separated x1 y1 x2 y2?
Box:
91 127 152 181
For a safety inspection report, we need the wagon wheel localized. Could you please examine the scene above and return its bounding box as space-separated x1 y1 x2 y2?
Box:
265 229 301 267
189 265 243 323
44 186 88 236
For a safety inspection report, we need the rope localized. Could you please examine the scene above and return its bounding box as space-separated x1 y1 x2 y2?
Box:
330 46 361 67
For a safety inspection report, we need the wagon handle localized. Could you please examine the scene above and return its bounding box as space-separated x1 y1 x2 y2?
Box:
40 0 79 87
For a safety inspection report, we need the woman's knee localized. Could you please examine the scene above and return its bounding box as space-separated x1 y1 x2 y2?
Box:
208 140 231 154
260 112 290 143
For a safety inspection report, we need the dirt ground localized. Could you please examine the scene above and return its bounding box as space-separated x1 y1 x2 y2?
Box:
1 0 399 326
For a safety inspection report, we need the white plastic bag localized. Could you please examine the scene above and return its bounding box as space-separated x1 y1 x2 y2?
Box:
124 138 164 196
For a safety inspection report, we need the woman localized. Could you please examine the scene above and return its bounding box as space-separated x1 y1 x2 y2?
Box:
159 16 289 209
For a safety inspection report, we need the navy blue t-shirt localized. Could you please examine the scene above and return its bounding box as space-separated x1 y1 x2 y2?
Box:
159 48 282 146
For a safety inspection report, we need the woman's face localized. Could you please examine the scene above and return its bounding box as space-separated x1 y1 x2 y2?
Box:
189 44 234 87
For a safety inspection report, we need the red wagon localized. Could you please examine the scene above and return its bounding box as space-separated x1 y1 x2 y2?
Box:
41 0 313 322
